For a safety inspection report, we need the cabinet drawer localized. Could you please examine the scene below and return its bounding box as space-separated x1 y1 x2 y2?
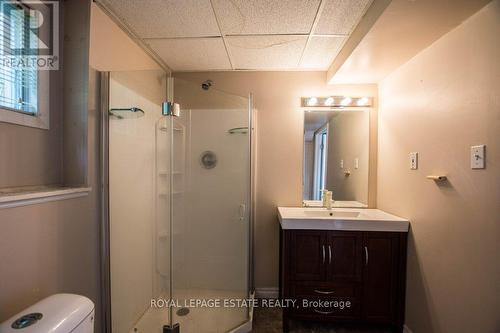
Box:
288 282 361 319
290 281 358 298
291 297 360 319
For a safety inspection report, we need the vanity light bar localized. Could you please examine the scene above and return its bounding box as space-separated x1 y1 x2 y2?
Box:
301 96 373 108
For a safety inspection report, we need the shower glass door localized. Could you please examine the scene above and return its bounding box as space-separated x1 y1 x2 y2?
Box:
108 69 170 333
108 72 251 333
166 78 252 332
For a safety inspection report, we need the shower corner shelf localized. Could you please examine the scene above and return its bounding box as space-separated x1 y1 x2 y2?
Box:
159 126 184 132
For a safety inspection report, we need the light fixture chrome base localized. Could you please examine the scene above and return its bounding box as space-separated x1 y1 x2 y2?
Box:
162 102 180 117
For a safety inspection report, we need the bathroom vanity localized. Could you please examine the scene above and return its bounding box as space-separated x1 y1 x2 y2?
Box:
278 207 409 333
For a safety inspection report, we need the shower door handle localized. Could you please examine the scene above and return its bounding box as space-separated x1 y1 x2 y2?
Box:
239 204 246 221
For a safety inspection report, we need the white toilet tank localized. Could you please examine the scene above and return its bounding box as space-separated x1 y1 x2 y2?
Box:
0 294 94 333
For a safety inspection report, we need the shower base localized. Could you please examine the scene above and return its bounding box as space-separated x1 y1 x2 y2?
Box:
130 289 253 333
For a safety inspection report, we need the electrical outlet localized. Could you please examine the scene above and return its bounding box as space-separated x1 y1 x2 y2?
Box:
471 145 485 169
409 152 418 170
340 159 344 169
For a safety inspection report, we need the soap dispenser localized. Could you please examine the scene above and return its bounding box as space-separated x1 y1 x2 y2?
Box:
326 191 333 210
321 189 328 207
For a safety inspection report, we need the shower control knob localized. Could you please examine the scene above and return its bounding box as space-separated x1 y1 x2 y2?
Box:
200 151 217 169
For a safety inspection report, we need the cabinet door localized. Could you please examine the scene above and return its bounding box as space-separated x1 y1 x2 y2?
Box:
289 230 327 281
362 232 400 322
327 231 362 282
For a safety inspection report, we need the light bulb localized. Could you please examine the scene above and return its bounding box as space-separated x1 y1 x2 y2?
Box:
357 97 369 106
340 97 352 106
324 97 334 106
307 97 318 106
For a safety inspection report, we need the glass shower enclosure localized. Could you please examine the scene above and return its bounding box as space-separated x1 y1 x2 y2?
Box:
103 70 253 333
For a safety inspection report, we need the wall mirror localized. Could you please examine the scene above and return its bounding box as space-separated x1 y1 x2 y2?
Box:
303 110 369 208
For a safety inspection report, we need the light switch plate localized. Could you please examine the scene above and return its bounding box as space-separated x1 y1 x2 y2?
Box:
471 145 485 169
354 158 359 169
409 152 418 170
340 159 344 169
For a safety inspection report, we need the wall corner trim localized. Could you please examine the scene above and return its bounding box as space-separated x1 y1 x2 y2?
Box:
0 186 91 209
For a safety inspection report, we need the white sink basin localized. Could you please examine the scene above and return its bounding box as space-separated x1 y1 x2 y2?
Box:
278 207 409 232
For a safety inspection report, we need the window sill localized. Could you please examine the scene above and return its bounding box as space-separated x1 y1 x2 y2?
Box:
0 186 92 209
0 106 49 129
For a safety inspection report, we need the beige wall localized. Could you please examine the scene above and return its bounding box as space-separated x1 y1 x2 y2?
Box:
0 3 162 332
0 13 65 188
0 0 99 326
0 0 96 189
175 71 377 288
377 1 500 332
89 3 162 72
326 111 369 203
63 0 90 186
0 69 63 187
0 68 101 328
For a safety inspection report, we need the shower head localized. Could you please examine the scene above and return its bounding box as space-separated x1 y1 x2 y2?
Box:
201 80 213 90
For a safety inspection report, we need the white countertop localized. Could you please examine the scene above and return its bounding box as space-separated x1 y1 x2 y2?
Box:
278 207 409 232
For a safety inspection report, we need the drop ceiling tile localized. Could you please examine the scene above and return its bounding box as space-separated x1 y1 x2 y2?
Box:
102 0 220 38
300 36 345 69
315 0 372 35
147 38 231 71
211 0 320 35
227 35 307 69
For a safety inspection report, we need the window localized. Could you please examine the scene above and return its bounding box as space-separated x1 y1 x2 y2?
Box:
0 1 48 129
0 3 38 114
312 125 328 200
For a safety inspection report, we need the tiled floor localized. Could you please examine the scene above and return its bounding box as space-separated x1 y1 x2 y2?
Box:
251 307 393 333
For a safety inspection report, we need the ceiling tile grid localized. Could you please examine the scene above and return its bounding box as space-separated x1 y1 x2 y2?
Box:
103 0 221 38
147 38 231 71
315 0 372 35
300 36 346 69
227 35 308 69
99 0 374 71
211 0 321 35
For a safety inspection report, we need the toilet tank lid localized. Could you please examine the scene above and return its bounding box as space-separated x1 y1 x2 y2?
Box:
0 294 94 333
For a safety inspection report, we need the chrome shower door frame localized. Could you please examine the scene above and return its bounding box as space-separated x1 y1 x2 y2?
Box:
99 74 255 333
99 71 112 333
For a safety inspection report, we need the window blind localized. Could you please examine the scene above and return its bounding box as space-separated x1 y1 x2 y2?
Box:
0 2 38 115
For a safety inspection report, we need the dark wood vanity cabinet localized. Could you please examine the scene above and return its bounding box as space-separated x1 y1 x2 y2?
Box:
280 229 407 332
